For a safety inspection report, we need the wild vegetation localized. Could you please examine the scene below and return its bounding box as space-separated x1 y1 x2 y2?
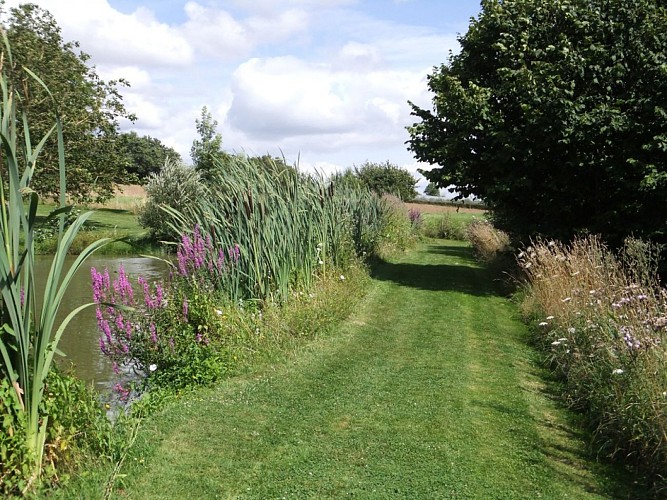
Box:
518 237 667 491
2 0 666 497
0 36 112 494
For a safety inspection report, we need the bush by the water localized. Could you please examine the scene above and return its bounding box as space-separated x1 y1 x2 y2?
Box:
139 159 206 241
519 236 667 490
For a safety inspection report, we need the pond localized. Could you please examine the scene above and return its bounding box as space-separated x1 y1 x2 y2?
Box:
35 255 171 395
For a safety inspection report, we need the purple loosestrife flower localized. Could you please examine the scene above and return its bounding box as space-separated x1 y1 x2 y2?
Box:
115 265 135 305
99 337 109 355
150 323 158 344
115 311 125 330
216 249 225 271
91 267 105 303
183 298 189 321
155 282 164 307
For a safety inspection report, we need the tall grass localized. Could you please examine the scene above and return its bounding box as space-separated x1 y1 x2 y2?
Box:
0 37 108 493
519 236 667 490
162 156 397 303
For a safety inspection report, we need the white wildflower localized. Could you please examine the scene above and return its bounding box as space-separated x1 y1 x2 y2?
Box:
567 327 576 334
149 364 157 372
539 322 548 327
546 316 555 320
562 297 572 303
339 275 345 281
551 341 561 346
612 368 624 375
215 309 223 315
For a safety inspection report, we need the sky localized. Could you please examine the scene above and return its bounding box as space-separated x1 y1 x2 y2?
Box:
3 0 482 192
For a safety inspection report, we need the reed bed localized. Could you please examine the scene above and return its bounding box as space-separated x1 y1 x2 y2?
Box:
519 236 667 489
162 156 400 304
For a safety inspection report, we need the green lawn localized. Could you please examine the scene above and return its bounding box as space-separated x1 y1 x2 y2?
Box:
35 203 156 254
64 240 640 498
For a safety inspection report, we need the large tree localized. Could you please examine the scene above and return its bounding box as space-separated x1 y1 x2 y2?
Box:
2 3 135 202
408 0 667 246
118 131 181 181
354 160 417 201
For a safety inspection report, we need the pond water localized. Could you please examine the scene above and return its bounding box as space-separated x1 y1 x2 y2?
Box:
35 255 171 395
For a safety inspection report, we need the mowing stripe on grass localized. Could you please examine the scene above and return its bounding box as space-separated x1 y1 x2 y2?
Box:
115 240 636 499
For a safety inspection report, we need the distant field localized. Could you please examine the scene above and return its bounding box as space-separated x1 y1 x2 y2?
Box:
405 201 486 216
87 184 147 212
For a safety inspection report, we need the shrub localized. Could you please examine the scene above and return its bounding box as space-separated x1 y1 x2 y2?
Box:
519 236 667 489
91 227 241 393
1 369 112 497
139 159 206 242
376 195 416 257
421 213 468 240
466 219 511 261
353 160 418 201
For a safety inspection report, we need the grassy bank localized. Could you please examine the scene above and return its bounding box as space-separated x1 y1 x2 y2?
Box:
57 240 641 498
34 191 158 255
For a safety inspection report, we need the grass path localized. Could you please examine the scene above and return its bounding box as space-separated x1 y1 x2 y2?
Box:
113 240 634 498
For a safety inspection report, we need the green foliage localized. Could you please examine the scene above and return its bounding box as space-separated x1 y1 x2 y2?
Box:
164 155 392 303
408 0 667 247
2 4 135 203
1 369 113 497
424 182 440 197
117 132 181 181
0 35 110 493
139 159 206 241
353 160 418 201
421 213 469 241
190 106 226 181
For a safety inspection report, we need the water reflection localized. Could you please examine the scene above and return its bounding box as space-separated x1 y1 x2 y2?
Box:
34 255 170 395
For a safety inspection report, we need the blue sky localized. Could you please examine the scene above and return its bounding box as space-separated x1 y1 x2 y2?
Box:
4 0 482 190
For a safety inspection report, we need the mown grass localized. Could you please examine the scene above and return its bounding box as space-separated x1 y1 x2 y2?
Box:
55 240 643 498
34 202 159 255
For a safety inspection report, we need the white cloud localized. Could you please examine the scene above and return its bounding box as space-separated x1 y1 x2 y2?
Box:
226 55 427 150
181 2 308 60
3 0 193 67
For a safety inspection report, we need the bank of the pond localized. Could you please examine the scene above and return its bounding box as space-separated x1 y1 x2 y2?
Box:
35 202 160 256
56 240 643 499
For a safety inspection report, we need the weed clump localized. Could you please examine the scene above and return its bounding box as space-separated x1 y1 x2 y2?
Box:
519 236 667 490
466 219 511 260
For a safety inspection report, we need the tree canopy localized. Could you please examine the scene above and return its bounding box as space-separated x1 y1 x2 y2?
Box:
408 0 667 246
118 132 181 181
424 182 440 197
354 161 417 201
191 106 226 180
2 3 135 202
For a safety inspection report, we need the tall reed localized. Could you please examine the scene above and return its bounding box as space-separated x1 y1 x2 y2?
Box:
0 36 108 490
162 156 390 303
